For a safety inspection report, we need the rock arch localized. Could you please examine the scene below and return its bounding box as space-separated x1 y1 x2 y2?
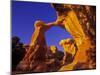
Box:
17 4 96 72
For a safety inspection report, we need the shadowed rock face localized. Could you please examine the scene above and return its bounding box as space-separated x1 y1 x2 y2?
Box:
13 4 96 74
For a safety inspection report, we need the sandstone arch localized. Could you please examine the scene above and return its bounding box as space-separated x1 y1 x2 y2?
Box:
17 4 96 73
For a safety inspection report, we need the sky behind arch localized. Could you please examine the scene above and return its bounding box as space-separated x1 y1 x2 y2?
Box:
12 1 72 51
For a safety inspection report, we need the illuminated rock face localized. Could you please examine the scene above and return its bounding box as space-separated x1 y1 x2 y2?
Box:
59 38 78 65
50 45 57 54
52 4 96 71
23 21 47 60
59 38 77 56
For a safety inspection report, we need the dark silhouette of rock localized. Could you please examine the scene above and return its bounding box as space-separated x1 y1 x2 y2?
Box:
12 36 26 71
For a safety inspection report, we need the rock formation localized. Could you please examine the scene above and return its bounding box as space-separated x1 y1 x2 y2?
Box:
13 4 96 74
52 4 96 71
59 38 78 65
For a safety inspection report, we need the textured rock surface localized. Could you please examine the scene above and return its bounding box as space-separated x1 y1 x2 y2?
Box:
52 4 96 71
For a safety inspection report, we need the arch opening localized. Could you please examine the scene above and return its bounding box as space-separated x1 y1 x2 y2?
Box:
45 26 72 52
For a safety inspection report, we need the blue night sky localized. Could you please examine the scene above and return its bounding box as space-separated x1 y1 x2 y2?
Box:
12 1 72 51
